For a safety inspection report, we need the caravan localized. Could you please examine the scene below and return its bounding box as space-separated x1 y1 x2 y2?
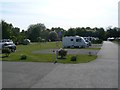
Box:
62 36 89 48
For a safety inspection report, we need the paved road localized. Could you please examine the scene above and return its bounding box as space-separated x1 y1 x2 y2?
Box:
2 62 59 88
2 41 118 88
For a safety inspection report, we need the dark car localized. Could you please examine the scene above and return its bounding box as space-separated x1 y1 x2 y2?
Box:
3 43 16 52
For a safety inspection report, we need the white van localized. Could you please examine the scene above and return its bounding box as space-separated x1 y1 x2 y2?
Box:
62 36 89 48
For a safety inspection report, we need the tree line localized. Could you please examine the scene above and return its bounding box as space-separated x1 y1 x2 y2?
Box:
1 20 120 43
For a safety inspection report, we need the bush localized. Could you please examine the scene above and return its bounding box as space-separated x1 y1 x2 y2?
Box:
88 52 92 56
58 48 67 59
71 56 77 61
49 31 58 41
2 47 11 57
91 39 103 44
20 55 27 60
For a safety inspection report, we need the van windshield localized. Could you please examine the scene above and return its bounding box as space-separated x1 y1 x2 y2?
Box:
83 39 87 43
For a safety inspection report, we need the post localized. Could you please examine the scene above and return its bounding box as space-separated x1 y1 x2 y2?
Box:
56 50 58 60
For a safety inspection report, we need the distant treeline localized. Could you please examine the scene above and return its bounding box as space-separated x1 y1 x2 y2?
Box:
1 20 120 42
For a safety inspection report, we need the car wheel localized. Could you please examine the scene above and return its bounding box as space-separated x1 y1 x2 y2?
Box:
11 49 15 52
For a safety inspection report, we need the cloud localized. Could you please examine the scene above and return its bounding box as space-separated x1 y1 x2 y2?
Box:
1 0 119 30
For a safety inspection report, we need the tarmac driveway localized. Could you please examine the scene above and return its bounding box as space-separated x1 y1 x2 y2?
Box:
2 41 118 88
2 62 59 88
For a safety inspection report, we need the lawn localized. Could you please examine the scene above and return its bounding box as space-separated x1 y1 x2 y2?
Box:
1 42 98 63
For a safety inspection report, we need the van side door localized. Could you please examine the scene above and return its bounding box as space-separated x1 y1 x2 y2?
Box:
75 38 82 47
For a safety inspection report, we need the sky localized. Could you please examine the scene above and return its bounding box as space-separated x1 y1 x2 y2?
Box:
0 0 119 30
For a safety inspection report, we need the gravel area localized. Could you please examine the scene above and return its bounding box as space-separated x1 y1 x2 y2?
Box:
32 49 99 55
32 44 102 55
89 44 102 48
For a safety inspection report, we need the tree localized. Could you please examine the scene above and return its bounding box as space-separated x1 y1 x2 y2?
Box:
40 29 50 41
66 28 76 36
113 27 119 38
11 27 20 42
2 20 13 39
1 20 23 43
37 37 42 42
75 27 88 37
49 31 58 41
27 23 46 42
118 28 120 37
75 27 82 36
50 27 65 40
86 27 91 30
12 27 20 36
97 28 105 40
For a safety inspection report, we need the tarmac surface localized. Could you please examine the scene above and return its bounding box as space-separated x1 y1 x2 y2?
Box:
2 41 118 88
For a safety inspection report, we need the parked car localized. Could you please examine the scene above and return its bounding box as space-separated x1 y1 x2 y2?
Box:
3 43 16 52
0 39 16 52
22 39 31 45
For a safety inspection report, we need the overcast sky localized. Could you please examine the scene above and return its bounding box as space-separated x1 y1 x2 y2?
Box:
1 0 119 30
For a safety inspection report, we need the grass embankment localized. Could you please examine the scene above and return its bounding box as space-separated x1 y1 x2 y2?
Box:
1 42 98 63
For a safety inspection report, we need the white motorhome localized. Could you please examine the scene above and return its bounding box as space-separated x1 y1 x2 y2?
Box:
62 36 89 48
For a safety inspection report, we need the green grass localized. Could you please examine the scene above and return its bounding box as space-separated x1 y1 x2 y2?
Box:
2 53 97 64
57 54 97 64
1 42 98 63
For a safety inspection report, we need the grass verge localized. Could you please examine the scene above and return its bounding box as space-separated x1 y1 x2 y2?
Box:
2 53 97 64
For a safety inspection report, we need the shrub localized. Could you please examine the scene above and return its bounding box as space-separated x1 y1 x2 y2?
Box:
49 31 58 41
20 55 27 60
2 47 11 57
58 48 67 59
91 39 103 44
88 52 92 56
71 56 77 61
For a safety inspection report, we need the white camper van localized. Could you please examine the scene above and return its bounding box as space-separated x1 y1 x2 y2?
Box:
62 36 89 48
